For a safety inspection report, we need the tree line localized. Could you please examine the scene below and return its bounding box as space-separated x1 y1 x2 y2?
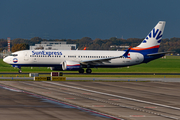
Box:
0 37 179 53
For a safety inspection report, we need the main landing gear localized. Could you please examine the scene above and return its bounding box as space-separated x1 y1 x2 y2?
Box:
79 69 84 74
78 68 92 74
86 68 92 74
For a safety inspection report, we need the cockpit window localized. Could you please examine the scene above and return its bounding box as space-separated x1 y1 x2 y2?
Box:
10 54 18 56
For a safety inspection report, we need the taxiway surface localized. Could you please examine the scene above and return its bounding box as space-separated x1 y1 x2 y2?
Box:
0 85 115 120
0 81 180 120
0 76 180 82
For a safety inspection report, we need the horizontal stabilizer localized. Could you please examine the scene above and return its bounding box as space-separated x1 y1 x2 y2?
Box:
147 51 174 56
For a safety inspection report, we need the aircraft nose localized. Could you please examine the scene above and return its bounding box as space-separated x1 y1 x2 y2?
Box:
3 57 9 63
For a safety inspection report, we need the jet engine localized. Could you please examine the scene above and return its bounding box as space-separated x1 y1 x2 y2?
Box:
62 61 81 70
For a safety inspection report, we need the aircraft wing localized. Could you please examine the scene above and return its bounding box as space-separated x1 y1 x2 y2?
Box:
80 47 132 65
147 51 174 56
80 56 121 65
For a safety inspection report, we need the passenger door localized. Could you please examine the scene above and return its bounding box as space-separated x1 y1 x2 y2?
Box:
24 52 29 61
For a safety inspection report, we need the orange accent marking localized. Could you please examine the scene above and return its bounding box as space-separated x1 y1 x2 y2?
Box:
83 47 87 50
131 45 160 51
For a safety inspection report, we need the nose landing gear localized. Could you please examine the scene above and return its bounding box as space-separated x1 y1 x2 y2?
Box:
79 69 84 74
17 66 22 73
18 69 22 73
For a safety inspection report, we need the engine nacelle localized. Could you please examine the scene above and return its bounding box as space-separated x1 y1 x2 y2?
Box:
62 61 81 71
50 67 63 71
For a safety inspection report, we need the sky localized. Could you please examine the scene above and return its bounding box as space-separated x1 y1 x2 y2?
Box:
0 0 180 40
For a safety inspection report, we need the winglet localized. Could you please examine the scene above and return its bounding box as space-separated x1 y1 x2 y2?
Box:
122 46 132 58
83 47 87 50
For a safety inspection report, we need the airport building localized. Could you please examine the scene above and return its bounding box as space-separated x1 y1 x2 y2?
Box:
30 41 76 50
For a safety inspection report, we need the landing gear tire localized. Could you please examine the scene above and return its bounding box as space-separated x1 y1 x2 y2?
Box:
18 70 22 73
86 69 92 74
79 69 84 74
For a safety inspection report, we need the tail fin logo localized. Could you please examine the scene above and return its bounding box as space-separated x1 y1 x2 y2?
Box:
142 28 162 43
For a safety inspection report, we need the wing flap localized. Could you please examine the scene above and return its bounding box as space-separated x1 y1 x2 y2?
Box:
80 56 120 65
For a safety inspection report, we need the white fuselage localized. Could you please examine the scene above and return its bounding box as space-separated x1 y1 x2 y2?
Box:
3 50 144 68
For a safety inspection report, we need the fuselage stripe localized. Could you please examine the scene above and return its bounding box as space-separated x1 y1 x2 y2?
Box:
131 45 160 51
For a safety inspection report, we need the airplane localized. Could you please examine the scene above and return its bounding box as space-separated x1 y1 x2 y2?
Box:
3 21 170 74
